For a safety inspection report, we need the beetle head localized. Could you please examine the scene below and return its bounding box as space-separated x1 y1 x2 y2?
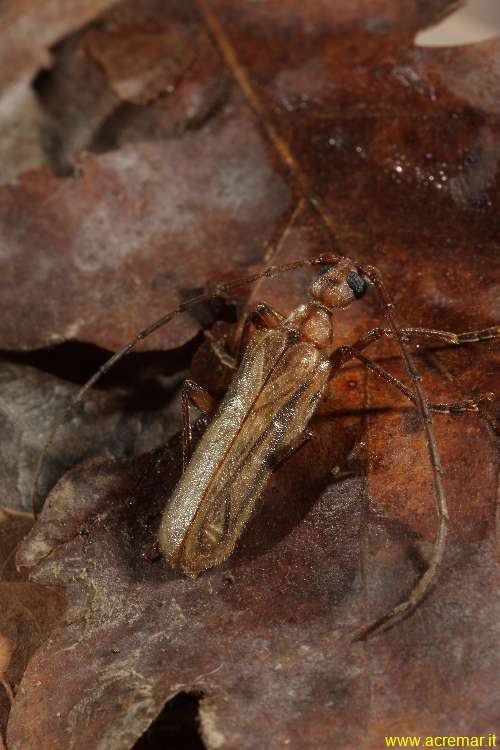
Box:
310 257 367 309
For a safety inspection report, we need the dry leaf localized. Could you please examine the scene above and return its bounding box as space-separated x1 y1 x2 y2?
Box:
0 508 65 742
0 0 499 748
0 112 290 352
0 0 120 183
8 357 499 750
0 360 187 512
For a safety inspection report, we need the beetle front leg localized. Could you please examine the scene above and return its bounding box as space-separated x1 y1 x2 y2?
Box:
182 379 218 471
331 329 496 418
397 324 500 346
236 303 285 365
208 302 285 370
331 323 500 369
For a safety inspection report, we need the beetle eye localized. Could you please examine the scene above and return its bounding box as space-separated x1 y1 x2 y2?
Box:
346 271 366 298
318 263 337 276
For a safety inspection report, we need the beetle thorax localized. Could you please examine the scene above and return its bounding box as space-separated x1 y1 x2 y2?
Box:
286 302 334 352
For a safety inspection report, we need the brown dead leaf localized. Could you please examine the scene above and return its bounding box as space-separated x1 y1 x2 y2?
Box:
0 508 65 743
199 0 500 341
1 0 500 748
0 360 189 513
33 2 227 174
7 358 499 750
0 0 121 183
0 1 291 353
0 110 290 352
0 636 14 706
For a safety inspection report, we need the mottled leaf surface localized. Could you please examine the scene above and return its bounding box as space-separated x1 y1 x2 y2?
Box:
8 358 499 749
0 508 65 744
0 361 186 512
0 0 120 182
0 0 290 352
0 0 499 748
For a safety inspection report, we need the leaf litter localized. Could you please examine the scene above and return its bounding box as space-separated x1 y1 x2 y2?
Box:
0 0 499 748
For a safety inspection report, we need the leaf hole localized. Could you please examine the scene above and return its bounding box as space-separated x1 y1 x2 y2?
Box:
132 691 206 750
1 337 201 388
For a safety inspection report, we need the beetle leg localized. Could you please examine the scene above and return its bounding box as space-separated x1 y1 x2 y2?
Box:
397 325 500 346
182 379 218 471
332 324 499 369
329 342 491 639
253 302 285 327
32 254 332 516
328 324 500 372
330 328 386 369
208 303 285 369
236 303 285 365
354 353 494 415
204 329 239 370
271 430 314 473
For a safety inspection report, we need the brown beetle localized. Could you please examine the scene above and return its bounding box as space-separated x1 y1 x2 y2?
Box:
33 254 498 638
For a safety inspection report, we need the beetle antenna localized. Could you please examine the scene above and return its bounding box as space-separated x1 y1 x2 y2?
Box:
31 254 342 516
354 264 448 640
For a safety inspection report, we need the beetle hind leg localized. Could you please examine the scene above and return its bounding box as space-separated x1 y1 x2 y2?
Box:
354 353 494 416
182 379 218 470
271 429 314 473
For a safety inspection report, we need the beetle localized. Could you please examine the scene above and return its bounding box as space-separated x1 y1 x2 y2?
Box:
32 253 498 639
160 257 377 575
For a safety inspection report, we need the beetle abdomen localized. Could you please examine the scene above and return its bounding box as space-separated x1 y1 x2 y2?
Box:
159 328 331 575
